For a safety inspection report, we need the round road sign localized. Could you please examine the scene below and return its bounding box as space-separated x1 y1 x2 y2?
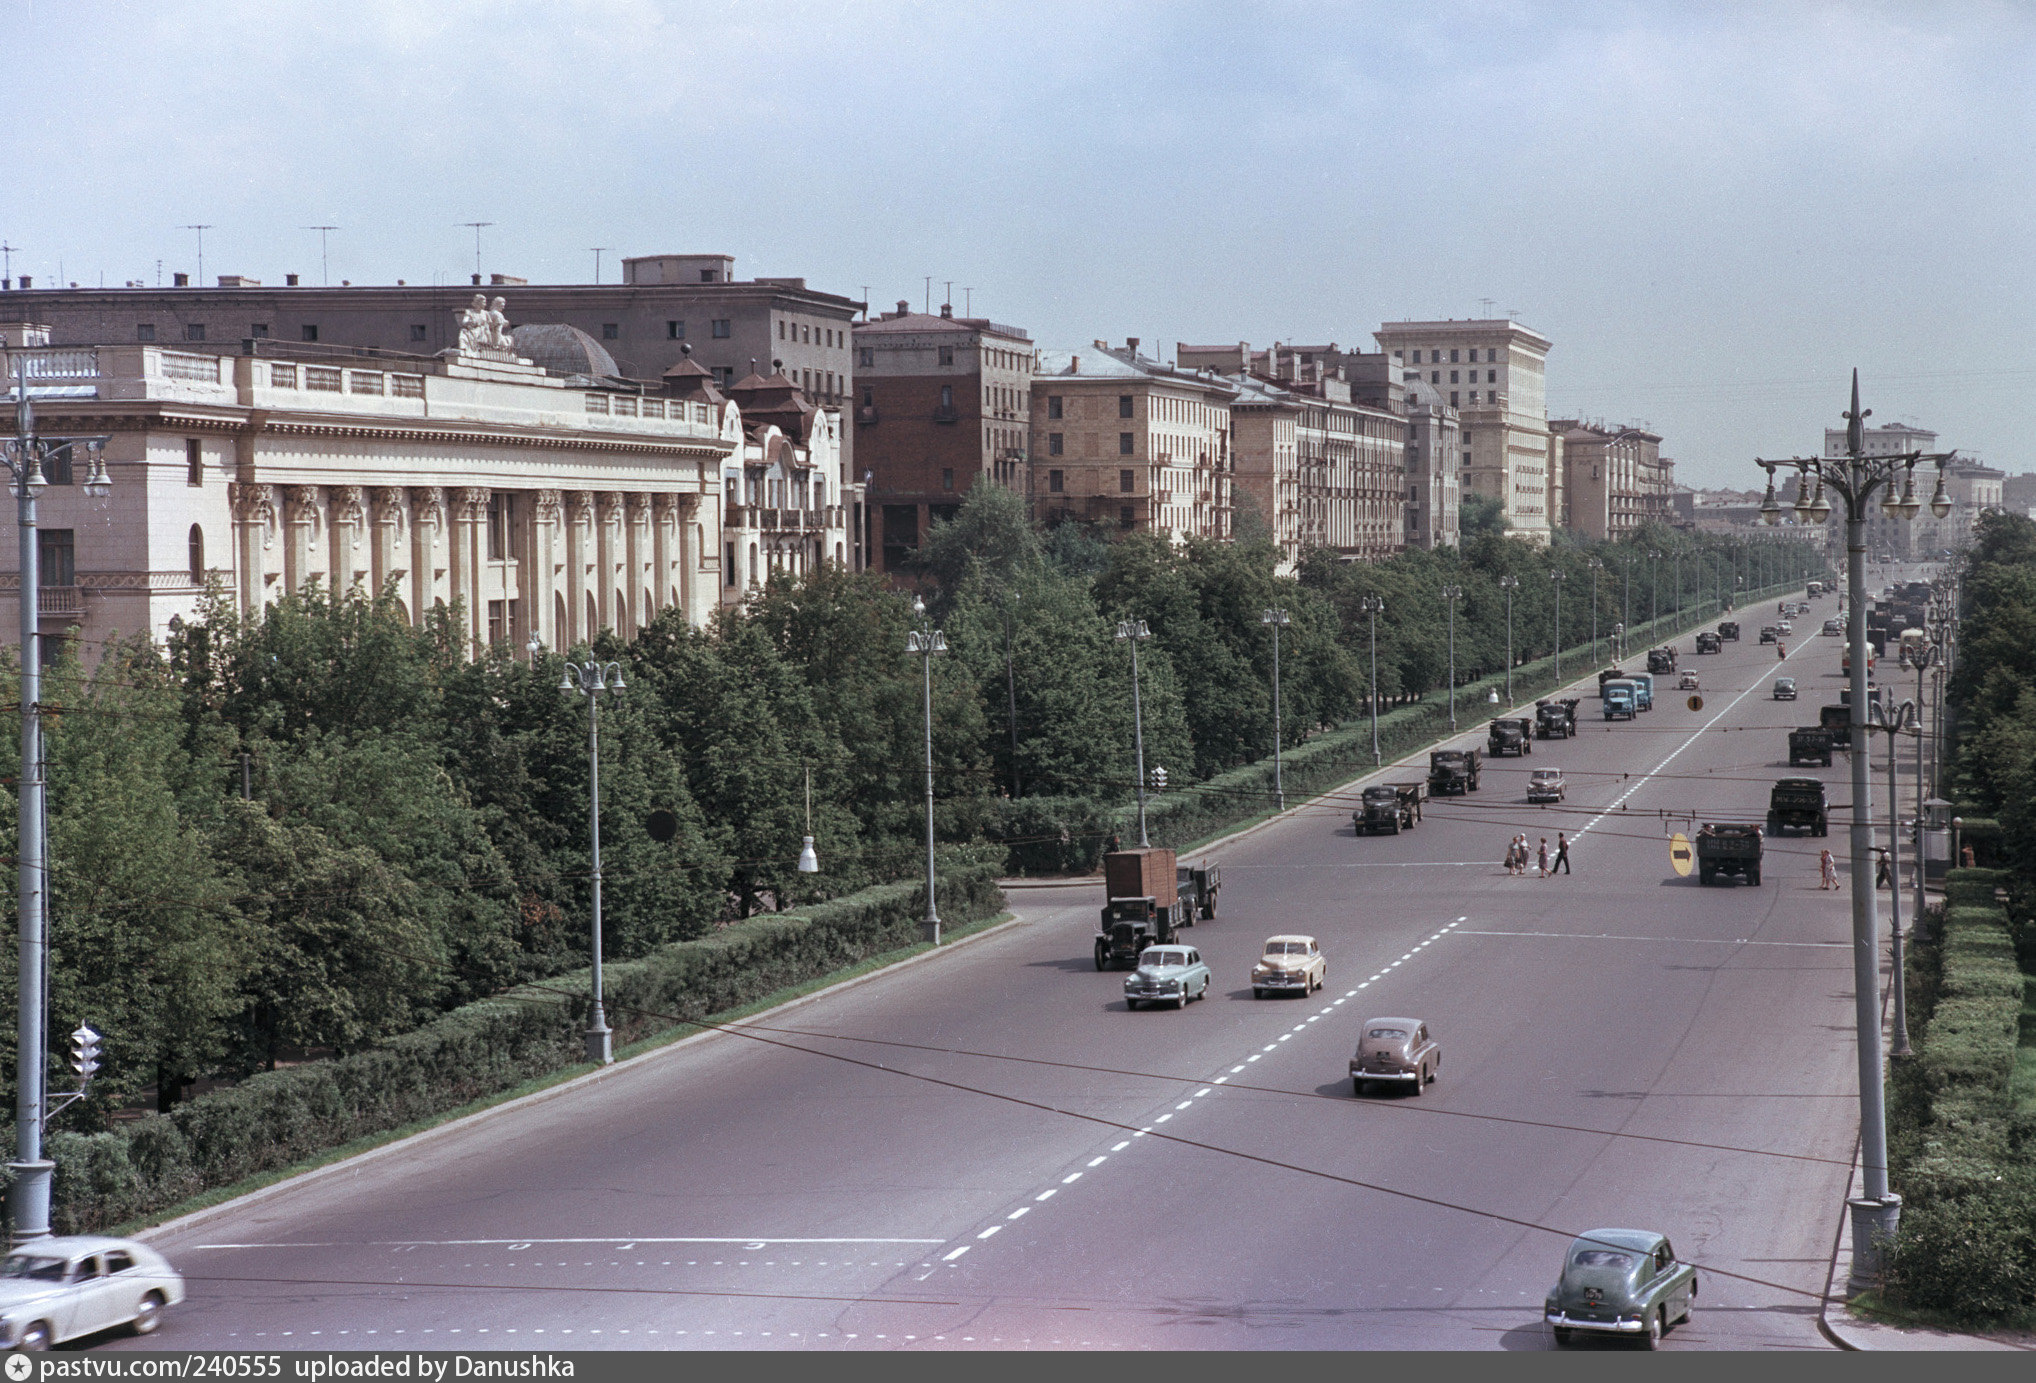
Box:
1670 832 1694 877
1686 694 1704 712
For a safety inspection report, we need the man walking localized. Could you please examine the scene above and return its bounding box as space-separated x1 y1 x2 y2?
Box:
1553 831 1571 875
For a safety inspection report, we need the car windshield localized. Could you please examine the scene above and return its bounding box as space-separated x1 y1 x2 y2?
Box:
1366 1027 1408 1040
1142 951 1184 968
1776 679 1794 688
1 1255 67 1281
1266 941 1307 955
1571 1250 1635 1270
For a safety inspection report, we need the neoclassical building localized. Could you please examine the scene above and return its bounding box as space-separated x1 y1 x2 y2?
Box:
0 320 742 660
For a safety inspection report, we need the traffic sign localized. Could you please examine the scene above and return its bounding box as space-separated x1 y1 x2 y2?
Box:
1669 833 1694 877
1687 694 1704 712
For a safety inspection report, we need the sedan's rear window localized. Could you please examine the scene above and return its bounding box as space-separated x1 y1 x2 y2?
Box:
1572 1250 1634 1269
1367 1028 1408 1040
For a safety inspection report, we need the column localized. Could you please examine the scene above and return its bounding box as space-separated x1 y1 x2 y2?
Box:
451 487 488 654
625 493 652 633
651 495 676 619
531 489 562 651
329 486 365 593
564 491 595 647
229 483 274 614
595 492 623 634
409 487 444 628
283 486 320 596
370 488 406 605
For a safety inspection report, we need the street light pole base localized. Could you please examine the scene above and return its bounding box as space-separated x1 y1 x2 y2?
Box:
584 1026 613 1066
922 919 942 945
1845 1194 1902 1295
5 1160 53 1246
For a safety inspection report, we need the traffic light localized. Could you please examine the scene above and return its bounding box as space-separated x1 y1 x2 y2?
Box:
1151 765 1168 791
68 1025 101 1083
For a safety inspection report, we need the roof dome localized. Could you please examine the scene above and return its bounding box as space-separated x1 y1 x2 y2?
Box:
509 323 619 379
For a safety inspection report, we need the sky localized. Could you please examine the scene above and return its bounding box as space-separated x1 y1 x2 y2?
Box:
8 0 2034 487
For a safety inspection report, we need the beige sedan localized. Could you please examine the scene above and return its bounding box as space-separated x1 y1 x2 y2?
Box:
1252 934 1326 998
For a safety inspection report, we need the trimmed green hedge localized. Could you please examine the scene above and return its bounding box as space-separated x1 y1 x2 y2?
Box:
36 865 1005 1236
1883 870 2036 1319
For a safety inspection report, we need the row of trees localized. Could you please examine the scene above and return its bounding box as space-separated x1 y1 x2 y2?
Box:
0 485 1825 1125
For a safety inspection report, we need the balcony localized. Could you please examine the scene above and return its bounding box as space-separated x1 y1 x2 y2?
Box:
38 586 83 617
858 404 879 426
931 405 960 424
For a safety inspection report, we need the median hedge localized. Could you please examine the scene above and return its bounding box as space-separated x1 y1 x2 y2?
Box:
1883 868 2036 1320
34 863 1005 1236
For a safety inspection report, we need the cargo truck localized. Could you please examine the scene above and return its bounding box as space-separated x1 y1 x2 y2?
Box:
1427 747 1482 795
1095 848 1181 970
1356 782 1426 834
1767 779 1829 837
1488 717 1534 757
1535 698 1580 739
1696 823 1763 886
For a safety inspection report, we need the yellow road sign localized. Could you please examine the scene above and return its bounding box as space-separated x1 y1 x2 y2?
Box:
1687 694 1704 712
1670 832 1694 876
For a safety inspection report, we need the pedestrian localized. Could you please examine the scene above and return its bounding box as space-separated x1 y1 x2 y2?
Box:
1537 837 1550 877
1961 843 1976 868
1105 832 1122 855
1554 831 1571 875
1504 835 1517 874
1875 849 1892 890
1819 848 1839 889
1516 833 1529 876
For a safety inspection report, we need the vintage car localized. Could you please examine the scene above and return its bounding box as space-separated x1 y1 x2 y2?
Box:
1123 945 1211 1010
1348 1017 1441 1096
1776 619 1793 636
1545 1228 1698 1348
1527 768 1566 803
1823 618 1844 636
1773 676 1797 701
1252 934 1326 998
0 1237 184 1349
1678 670 1700 691
1758 626 1780 644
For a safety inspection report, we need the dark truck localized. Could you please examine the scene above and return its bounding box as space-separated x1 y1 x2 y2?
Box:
1767 778 1829 837
1095 847 1181 970
1695 631 1722 654
1597 665 1628 692
1648 646 1678 675
1428 747 1483 795
1719 620 1741 641
1696 822 1763 886
1488 717 1534 757
1176 862 1221 921
1535 698 1580 739
1789 725 1835 768
1356 782 1426 834
1820 704 1854 748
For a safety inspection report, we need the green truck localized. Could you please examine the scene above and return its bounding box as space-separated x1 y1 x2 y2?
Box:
1696 823 1763 886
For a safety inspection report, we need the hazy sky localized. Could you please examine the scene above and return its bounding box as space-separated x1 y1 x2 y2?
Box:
10 0 2033 486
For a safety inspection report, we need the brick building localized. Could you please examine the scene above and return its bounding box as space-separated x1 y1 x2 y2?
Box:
1553 420 1668 540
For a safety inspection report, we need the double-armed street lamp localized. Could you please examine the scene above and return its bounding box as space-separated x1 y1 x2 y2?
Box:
1498 575 1519 704
1440 585 1463 731
1549 568 1566 682
908 595 948 942
6 358 111 1245
1757 369 1954 1290
1866 697 1921 1061
556 652 625 1065
1586 559 1603 668
1359 595 1384 765
1648 549 1661 629
1116 617 1153 847
1262 607 1289 811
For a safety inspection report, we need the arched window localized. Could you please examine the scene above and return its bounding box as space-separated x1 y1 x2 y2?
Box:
187 524 205 583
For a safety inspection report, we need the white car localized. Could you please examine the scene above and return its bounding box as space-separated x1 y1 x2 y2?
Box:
0 1237 183 1349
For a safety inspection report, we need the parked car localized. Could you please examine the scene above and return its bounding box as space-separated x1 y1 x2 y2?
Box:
1252 934 1325 998
0 1237 184 1350
1349 1018 1440 1096
1773 676 1797 701
1527 768 1566 803
1123 945 1211 1010
1823 618 1844 636
1545 1229 1698 1348
1678 671 1700 691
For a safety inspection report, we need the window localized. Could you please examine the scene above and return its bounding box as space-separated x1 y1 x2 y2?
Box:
1450 391 1459 407
1120 505 1135 528
700 268 718 283
1487 369 1496 383
725 541 737 586
1048 469 1064 493
711 319 731 338
186 437 203 486
1469 391 1478 404
488 599 506 645
602 323 619 340
39 529 73 587
188 524 206 583
43 443 71 485
1049 432 1064 456
302 324 319 342
136 323 155 342
487 492 509 560
777 321 786 340
939 385 953 408
184 323 206 342
1047 395 1062 419
942 468 954 491
1120 468 1135 492
1449 349 1459 363
858 346 873 367
251 323 269 338
400 323 424 343
1430 371 1440 384
1487 348 1498 362
1450 371 1459 384
668 320 685 339
802 325 811 343
938 346 954 366
1118 395 1133 418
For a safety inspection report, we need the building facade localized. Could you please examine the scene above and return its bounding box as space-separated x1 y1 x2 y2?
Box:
850 302 1034 573
1553 420 1668 540
1402 380 1461 550
709 365 856 602
1029 343 1234 541
1820 421 1940 560
1374 319 1556 543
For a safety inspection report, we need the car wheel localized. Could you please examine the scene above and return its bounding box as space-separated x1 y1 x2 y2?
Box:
1094 942 1107 972
1127 998 1140 1011
1552 1327 1573 1347
17 1320 50 1351
132 1291 166 1336
1253 988 1263 1000
1410 1065 1425 1096
1641 1308 1663 1350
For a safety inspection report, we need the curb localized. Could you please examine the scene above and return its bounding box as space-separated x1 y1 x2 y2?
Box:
135 909 1027 1245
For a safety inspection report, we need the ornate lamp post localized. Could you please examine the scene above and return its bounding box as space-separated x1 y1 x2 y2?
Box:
558 656 625 1066
908 595 948 942
1756 369 1954 1292
1867 697 1918 1060
1440 584 1463 731
1116 617 1153 846
1586 559 1603 668
1549 568 1566 682
1648 548 1661 629
1498 575 1519 704
1261 607 1289 810
1359 596 1384 765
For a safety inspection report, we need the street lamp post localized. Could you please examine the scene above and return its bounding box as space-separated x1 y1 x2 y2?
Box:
1909 639 1935 942
1441 585 1463 731
1498 575 1519 705
5 359 110 1245
558 656 625 1066
1586 559 1603 668
1672 547 1683 618
1550 568 1566 683
908 596 948 942
1869 697 1918 1059
1003 590 1021 799
1648 549 1661 631
1360 596 1383 765
1117 618 1153 847
1757 368 1954 1291
1261 607 1289 811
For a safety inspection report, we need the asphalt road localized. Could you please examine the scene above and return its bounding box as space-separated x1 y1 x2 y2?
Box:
110 587 1893 1352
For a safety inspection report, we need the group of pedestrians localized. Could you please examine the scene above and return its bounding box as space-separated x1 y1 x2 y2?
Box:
1505 831 1571 877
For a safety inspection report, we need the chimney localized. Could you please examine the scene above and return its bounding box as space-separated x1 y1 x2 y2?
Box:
173 272 188 287
17 275 29 289
896 299 910 317
472 273 482 286
1070 355 1079 374
285 273 300 286
939 302 952 318
1126 337 1140 353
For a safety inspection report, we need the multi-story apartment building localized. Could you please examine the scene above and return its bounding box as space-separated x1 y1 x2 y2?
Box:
1820 421 1940 560
1402 380 1461 550
714 365 854 601
1374 319 1556 543
1029 342 1234 541
1225 376 1301 562
849 301 1034 573
1553 420 1668 540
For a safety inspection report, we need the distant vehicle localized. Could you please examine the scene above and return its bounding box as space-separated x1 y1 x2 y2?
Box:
1695 822 1763 886
1356 782 1426 835
1820 704 1854 744
1773 676 1797 701
1349 1018 1440 1096
1427 747 1482 796
1535 697 1580 739
1253 935 1325 998
1123 945 1211 1010
1789 726 1834 767
1175 863 1221 921
1899 628 1926 663
1695 631 1721 654
1718 621 1740 641
1597 666 1628 693
1527 768 1567 803
1807 580 1825 597
1823 618 1844 636
1545 1229 1698 1349
1488 716 1534 757
0 1237 183 1350
1842 648 1875 674
1777 620 1793 636
1647 646 1678 675
1630 672 1655 712
1768 778 1829 837
1096 848 1181 970
1603 680 1639 720
1678 670 1700 691
1759 626 1780 644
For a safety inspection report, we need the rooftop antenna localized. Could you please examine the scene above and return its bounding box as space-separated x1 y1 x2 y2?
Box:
303 226 338 286
924 276 932 314
944 280 952 310
589 247 612 284
0 242 17 284
859 286 870 320
1507 307 1521 321
181 224 213 285
963 286 973 315
1478 297 1496 317
459 222 494 280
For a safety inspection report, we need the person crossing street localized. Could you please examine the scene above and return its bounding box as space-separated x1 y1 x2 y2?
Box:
1553 831 1571 875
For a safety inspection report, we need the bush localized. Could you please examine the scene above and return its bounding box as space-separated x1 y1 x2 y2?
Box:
39 865 1004 1235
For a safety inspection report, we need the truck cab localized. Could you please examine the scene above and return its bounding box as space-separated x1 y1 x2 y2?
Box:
1695 823 1763 886
1096 848 1180 970
1427 748 1482 795
1356 782 1426 835
1535 698 1579 739
1488 717 1534 757
1647 646 1677 675
1767 778 1829 837
1603 680 1638 720
1718 620 1740 641
1175 863 1221 921
1789 726 1834 767
1695 631 1722 654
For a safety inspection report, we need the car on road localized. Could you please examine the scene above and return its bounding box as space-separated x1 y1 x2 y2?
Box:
1252 934 1325 997
1527 768 1566 803
1123 945 1211 1010
0 1237 184 1350
1777 620 1793 636
1823 618 1843 636
1545 1229 1697 1349
1773 676 1797 700
1349 1018 1440 1096
1678 671 1700 691
1759 626 1780 644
